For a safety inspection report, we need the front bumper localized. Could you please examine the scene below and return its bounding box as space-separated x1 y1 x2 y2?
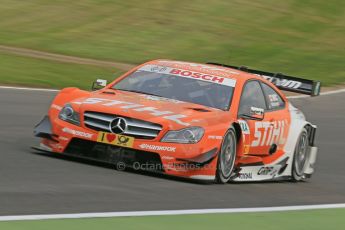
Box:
65 138 164 172
33 116 219 180
34 115 54 140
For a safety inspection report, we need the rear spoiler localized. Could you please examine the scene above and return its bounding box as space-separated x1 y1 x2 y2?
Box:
207 63 321 96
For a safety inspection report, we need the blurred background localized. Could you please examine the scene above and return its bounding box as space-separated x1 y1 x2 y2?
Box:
0 0 344 89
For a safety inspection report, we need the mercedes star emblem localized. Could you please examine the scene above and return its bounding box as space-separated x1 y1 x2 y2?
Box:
109 117 127 134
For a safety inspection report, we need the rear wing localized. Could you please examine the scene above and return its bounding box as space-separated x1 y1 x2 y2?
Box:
207 63 321 96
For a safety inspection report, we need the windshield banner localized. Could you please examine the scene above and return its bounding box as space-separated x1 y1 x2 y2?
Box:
138 65 236 87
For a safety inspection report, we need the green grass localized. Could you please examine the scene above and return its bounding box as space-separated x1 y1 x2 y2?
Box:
0 53 122 89
0 0 344 86
1 209 345 230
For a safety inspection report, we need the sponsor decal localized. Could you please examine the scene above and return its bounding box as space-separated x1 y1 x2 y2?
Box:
292 107 305 120
150 65 168 72
268 94 279 102
157 61 240 77
138 65 236 87
140 95 185 104
97 132 134 148
58 136 69 141
51 143 64 150
139 144 176 152
259 75 302 89
257 166 278 176
268 94 281 107
208 135 222 140
237 172 252 180
238 120 250 134
62 127 93 139
169 69 228 85
270 102 281 107
251 120 287 147
250 107 264 116
74 97 190 126
243 145 250 154
161 156 175 160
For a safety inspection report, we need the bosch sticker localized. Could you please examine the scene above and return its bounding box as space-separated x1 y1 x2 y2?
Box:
138 65 236 87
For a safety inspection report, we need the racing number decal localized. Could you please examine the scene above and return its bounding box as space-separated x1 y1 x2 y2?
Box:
238 120 251 154
97 132 134 148
238 120 250 134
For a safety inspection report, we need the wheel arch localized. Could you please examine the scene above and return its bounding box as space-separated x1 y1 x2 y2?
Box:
283 104 318 178
232 122 242 143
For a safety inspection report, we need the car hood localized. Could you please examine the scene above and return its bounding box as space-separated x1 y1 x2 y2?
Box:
71 90 230 129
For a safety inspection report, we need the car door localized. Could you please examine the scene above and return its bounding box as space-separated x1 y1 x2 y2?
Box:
259 82 290 155
237 80 271 156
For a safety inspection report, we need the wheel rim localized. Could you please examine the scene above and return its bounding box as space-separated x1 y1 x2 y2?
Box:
294 131 309 176
220 131 236 178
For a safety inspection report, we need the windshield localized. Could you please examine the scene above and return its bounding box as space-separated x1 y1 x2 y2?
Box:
112 65 235 110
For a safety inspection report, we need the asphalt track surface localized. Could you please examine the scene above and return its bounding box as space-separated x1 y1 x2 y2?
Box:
0 89 344 215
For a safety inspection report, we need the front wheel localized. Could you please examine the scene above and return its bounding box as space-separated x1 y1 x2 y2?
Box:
216 127 237 184
291 128 310 181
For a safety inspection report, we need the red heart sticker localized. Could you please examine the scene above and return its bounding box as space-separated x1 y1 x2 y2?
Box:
106 134 116 143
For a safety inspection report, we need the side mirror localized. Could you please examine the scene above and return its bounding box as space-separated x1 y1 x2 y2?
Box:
250 107 265 120
240 107 265 121
92 79 108 91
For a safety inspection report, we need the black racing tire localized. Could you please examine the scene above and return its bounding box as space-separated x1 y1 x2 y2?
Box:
291 128 310 182
215 126 237 184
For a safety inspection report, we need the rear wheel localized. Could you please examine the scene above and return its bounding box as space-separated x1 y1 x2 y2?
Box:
216 127 237 184
292 128 310 181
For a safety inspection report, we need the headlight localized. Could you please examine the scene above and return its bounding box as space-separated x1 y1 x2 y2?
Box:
161 127 204 144
59 104 80 126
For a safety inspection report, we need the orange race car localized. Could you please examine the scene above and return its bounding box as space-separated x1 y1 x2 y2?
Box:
34 60 321 183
